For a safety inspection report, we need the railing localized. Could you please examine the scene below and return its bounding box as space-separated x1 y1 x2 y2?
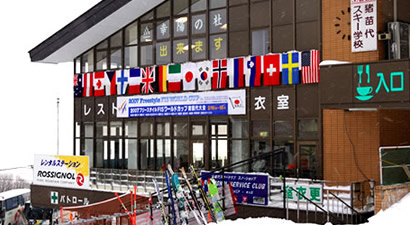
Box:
89 152 375 224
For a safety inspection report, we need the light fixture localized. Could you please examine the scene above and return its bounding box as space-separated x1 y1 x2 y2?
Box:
176 17 188 23
220 24 228 30
347 108 377 112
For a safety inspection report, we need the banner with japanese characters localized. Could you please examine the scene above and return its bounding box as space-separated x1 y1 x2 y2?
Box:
201 171 270 206
117 89 246 118
33 155 90 189
351 0 377 52
284 184 323 204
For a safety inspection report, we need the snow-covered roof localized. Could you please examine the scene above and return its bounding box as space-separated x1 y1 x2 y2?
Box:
0 189 30 200
29 0 165 64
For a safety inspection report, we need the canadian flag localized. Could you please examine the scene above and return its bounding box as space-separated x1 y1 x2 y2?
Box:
94 71 107 96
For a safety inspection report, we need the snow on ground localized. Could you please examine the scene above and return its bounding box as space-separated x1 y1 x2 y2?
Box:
212 193 410 225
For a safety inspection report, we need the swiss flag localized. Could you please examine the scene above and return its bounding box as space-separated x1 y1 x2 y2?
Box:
94 72 106 96
263 54 281 86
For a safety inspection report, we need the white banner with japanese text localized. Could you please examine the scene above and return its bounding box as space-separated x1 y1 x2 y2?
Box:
285 184 323 204
117 89 246 118
351 0 377 52
33 155 90 189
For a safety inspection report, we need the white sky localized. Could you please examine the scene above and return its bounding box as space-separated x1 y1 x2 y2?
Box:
0 0 100 181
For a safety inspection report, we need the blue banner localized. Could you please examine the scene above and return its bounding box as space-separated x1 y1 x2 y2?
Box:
128 103 228 117
201 172 269 206
117 89 246 118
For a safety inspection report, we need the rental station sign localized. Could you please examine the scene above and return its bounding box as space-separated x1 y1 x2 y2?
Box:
33 155 90 189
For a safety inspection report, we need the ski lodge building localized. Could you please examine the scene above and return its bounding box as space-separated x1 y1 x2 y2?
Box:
29 0 410 221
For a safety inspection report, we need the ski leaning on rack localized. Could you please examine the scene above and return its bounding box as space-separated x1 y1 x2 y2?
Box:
208 178 225 222
153 178 169 225
181 167 207 224
190 165 217 223
165 171 177 225
168 164 202 225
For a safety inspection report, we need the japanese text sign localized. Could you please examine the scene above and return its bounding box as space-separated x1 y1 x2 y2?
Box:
201 171 269 206
285 184 323 204
117 89 246 118
351 0 377 52
33 155 90 189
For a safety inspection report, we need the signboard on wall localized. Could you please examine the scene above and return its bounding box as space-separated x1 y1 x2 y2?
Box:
284 184 323 204
117 89 246 118
33 155 90 189
201 171 269 206
351 0 377 52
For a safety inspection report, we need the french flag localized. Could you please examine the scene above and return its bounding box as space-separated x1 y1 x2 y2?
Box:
128 68 141 95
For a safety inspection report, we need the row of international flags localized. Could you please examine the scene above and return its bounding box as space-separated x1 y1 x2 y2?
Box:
74 50 319 97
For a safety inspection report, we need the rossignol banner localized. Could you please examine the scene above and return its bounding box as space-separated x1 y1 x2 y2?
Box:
33 155 90 189
117 89 246 118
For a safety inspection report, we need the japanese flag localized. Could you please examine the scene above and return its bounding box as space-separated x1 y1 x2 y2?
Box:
182 62 197 91
196 60 212 91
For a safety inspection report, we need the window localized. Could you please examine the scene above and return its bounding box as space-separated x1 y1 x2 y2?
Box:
125 21 138 45
156 1 170 18
252 29 269 55
125 46 138 68
210 33 227 59
174 0 189 15
140 45 153 66
156 41 171 65
274 120 293 138
191 0 206 12
174 139 188 169
192 121 207 136
75 57 81 74
209 9 227 34
5 197 18 211
81 49 94 72
299 144 317 178
251 140 271 172
298 119 318 137
174 120 188 137
192 37 207 61
140 23 154 43
173 39 189 63
125 121 137 169
273 141 295 177
210 0 226 9
156 20 170 40
230 117 248 138
191 14 206 35
252 120 270 138
174 17 188 37
230 140 249 172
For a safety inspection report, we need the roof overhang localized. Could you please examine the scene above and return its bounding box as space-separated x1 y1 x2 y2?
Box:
29 0 164 64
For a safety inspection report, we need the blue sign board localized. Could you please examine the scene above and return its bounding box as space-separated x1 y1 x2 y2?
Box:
201 172 269 206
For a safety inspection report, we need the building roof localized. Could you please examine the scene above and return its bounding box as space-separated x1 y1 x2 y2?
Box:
29 0 164 64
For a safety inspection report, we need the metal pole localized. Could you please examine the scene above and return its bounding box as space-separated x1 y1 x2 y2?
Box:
57 97 60 155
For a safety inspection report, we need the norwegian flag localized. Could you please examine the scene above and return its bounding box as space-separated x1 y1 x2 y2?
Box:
301 50 319 84
141 67 156 94
212 59 228 89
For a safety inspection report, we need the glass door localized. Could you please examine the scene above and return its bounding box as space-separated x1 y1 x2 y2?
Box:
191 140 207 170
211 120 228 168
297 142 317 178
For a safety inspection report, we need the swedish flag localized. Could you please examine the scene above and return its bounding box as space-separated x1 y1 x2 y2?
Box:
281 52 301 84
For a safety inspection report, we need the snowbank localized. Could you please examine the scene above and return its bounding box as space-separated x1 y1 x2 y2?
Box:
364 192 410 225
210 217 319 225
212 193 410 225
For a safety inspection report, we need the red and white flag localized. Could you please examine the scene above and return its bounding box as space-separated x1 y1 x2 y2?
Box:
94 71 107 96
182 62 197 91
263 54 281 86
301 50 319 84
82 73 94 97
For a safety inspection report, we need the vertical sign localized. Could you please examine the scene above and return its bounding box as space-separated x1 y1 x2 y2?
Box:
351 0 377 52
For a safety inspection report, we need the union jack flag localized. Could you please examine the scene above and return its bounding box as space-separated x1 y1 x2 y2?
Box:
141 67 156 94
